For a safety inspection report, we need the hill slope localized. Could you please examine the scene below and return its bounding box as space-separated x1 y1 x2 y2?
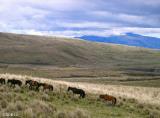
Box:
0 32 160 69
77 33 160 49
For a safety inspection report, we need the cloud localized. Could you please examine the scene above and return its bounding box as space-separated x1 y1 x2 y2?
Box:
0 0 159 38
7 27 160 38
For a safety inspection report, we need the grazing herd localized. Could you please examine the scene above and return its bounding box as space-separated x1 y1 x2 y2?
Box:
0 77 117 105
0 78 54 92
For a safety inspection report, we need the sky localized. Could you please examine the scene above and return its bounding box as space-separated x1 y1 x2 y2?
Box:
0 0 160 38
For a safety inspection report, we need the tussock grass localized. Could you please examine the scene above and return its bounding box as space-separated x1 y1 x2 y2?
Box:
0 73 160 117
1 73 160 105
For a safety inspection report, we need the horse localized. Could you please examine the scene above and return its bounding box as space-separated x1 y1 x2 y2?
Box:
25 80 32 86
0 78 5 84
7 79 22 87
27 80 40 91
67 87 85 98
41 83 53 91
99 94 117 105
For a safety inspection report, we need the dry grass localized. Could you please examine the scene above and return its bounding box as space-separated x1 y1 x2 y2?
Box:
1 73 160 117
1 73 160 106
0 84 90 118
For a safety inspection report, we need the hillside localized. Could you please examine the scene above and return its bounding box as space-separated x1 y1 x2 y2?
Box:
0 32 160 70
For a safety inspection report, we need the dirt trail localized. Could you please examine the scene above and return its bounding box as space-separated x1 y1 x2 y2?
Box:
1 73 160 105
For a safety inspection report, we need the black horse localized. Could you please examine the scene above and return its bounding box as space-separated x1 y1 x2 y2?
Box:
25 80 32 86
0 78 5 84
7 79 22 87
26 80 40 91
68 87 85 98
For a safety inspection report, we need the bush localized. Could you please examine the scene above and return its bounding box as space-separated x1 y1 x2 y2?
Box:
1 100 7 108
22 108 35 118
15 101 25 111
41 92 50 101
69 109 90 118
29 100 57 117
57 112 69 118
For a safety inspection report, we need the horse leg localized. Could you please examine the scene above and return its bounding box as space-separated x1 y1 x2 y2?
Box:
29 85 32 90
112 99 115 105
36 86 39 91
112 100 114 105
114 98 116 105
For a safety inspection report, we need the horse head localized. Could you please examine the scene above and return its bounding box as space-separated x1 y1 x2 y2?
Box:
67 87 71 91
7 79 11 83
99 95 105 99
25 80 32 85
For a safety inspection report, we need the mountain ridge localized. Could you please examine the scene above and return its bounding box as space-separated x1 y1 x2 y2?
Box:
76 33 160 49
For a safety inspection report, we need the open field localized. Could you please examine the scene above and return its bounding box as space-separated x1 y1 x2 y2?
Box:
0 73 160 118
0 65 160 88
0 32 160 117
1 73 160 106
0 32 160 88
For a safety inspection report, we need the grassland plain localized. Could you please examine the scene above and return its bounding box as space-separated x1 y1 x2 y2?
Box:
0 73 160 118
0 66 160 88
1 32 160 117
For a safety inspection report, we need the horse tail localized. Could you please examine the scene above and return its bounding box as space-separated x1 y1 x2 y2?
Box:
82 91 85 98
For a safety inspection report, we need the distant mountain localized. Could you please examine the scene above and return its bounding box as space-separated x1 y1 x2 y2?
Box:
76 33 160 49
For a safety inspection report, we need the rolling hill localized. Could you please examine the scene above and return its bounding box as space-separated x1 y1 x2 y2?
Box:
0 32 160 70
77 33 160 49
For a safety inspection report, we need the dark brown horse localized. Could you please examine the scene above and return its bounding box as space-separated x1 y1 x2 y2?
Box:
7 79 22 87
68 87 85 98
0 78 5 84
26 80 40 91
25 80 32 86
99 94 117 105
39 83 53 91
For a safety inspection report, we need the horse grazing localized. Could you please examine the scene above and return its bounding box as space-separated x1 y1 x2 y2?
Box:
68 87 85 98
0 78 5 84
27 80 40 91
7 79 22 87
25 80 32 86
99 94 116 105
41 83 53 91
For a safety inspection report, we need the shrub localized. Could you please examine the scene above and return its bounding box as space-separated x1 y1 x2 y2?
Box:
69 109 90 118
15 101 25 111
30 100 57 116
1 100 7 109
41 93 50 101
57 112 69 118
22 108 35 118
6 103 17 112
136 103 144 109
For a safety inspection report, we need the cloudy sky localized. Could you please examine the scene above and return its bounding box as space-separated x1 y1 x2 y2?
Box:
0 0 160 37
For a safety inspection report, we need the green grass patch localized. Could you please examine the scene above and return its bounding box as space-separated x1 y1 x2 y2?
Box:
0 85 159 118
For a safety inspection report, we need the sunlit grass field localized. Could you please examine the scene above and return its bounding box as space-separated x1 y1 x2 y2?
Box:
0 73 160 118
0 84 159 118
